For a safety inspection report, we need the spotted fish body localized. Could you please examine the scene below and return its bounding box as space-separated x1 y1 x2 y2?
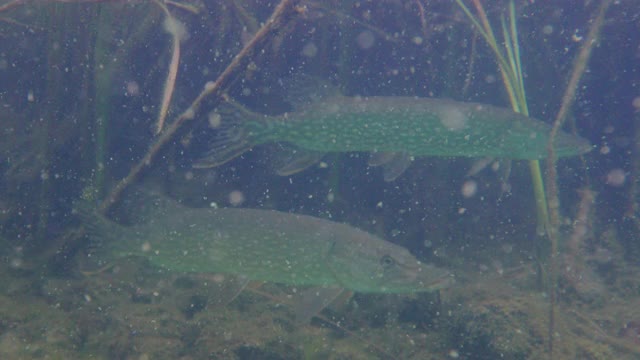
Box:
85 197 451 294
196 95 591 172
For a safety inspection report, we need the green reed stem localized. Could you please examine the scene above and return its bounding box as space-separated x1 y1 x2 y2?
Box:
455 0 549 234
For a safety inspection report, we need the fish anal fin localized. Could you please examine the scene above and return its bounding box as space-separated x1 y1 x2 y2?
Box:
291 286 345 325
368 152 413 181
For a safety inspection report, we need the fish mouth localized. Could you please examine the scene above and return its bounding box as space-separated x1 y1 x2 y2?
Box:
419 269 455 290
552 134 592 158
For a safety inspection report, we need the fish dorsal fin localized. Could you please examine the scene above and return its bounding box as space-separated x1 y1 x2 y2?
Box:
121 188 187 224
368 152 413 181
273 147 326 176
280 75 339 111
290 286 345 324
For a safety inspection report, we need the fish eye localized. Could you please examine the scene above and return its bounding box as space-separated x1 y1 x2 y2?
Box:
380 255 395 268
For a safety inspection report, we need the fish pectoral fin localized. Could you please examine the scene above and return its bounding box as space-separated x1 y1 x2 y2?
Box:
290 286 345 325
466 157 495 177
188 273 250 307
368 152 413 181
273 147 326 176
193 139 253 169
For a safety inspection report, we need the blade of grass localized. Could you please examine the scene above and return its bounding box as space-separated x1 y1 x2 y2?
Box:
456 0 548 234
153 0 181 135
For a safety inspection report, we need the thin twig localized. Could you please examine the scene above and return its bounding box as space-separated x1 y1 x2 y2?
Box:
0 0 129 13
99 0 302 213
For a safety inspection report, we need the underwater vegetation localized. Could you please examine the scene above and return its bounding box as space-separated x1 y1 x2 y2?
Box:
0 0 639 359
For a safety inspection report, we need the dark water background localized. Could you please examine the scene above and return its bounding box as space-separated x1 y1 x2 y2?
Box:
1 0 639 359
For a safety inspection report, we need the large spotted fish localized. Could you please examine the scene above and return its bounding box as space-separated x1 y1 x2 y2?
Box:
194 95 591 180
82 195 451 301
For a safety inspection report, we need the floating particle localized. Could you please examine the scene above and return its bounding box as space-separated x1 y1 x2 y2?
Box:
501 243 513 254
302 42 318 58
605 168 625 187
228 190 245 206
572 29 583 42
356 30 375 49
327 192 335 203
461 180 478 198
542 25 554 35
125 81 140 96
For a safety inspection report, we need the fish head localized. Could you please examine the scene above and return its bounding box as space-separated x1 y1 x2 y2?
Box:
324 228 453 293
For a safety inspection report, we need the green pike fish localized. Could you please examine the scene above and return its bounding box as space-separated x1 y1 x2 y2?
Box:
194 95 591 179
83 196 451 295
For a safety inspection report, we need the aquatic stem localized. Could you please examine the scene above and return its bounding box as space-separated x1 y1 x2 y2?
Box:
99 0 303 213
546 0 612 225
454 0 556 356
544 1 611 358
627 110 640 228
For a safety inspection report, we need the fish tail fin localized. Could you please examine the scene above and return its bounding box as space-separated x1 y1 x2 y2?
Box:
74 202 131 269
193 98 265 169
